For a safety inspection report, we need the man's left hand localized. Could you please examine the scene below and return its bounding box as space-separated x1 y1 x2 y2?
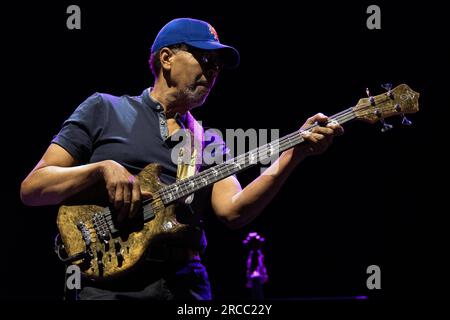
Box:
295 113 344 157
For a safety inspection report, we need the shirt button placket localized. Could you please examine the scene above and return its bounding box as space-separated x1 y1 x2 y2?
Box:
159 112 168 140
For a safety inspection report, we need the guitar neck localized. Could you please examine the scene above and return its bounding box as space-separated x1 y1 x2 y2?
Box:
157 107 356 204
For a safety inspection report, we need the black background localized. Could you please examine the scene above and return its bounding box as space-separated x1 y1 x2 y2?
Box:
3 0 449 302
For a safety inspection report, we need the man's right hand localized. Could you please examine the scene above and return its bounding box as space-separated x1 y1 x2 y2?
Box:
99 160 152 222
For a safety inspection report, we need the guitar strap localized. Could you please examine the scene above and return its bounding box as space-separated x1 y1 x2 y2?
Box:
176 111 204 199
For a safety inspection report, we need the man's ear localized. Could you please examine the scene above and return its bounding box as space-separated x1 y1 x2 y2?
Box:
160 48 175 71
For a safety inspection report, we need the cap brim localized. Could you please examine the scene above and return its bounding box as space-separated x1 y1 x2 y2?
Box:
184 40 240 69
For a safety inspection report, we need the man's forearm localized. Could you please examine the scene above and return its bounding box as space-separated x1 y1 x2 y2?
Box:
20 162 104 206
228 149 305 228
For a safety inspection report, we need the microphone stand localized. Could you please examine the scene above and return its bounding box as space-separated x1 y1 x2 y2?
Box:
243 232 268 300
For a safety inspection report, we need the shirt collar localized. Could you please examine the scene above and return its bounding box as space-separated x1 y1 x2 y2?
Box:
142 87 188 127
142 87 163 112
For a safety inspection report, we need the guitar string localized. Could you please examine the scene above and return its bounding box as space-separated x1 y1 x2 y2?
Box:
150 94 394 205
142 112 359 216
131 110 358 219
103 97 393 224
137 110 359 217
152 107 356 201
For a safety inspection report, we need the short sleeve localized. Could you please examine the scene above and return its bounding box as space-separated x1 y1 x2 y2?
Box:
52 93 105 163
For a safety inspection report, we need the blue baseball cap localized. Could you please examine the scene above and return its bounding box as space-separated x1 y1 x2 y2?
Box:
151 18 240 69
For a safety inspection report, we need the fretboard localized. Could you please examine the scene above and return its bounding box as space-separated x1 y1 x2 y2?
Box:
156 107 356 204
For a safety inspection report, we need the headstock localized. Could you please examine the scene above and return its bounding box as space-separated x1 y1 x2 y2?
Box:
353 84 420 131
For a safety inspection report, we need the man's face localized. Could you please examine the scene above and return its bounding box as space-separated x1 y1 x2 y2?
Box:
168 47 222 108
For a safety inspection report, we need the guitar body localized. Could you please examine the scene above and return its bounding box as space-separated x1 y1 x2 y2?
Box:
56 163 189 281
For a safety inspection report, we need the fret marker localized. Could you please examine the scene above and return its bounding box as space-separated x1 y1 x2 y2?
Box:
268 144 274 156
250 153 257 164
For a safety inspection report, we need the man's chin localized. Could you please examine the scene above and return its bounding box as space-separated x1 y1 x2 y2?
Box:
180 88 209 110
189 98 207 109
190 92 209 108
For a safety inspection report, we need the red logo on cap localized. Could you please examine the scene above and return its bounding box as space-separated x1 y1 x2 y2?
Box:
208 24 219 41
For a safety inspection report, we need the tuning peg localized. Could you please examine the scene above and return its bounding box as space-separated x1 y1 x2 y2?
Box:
381 83 392 91
380 119 393 132
401 114 412 125
366 88 375 105
382 83 393 99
